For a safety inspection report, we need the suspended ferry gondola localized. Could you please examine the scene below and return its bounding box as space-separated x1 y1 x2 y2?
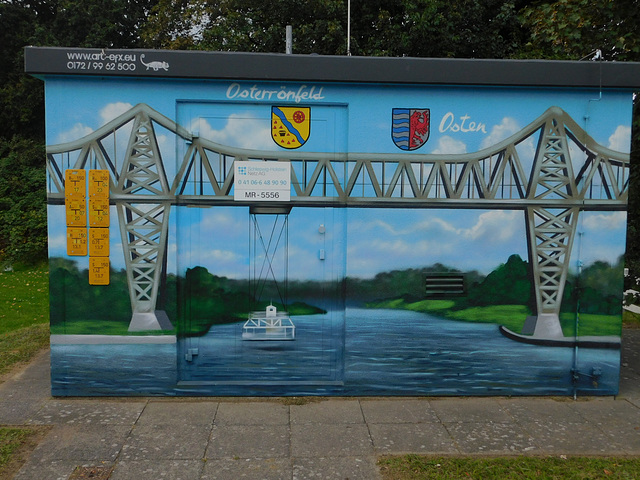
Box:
242 304 295 341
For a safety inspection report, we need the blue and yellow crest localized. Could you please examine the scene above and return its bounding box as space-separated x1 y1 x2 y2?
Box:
272 106 310 149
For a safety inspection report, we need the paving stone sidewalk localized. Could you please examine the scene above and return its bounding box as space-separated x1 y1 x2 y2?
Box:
1 329 639 480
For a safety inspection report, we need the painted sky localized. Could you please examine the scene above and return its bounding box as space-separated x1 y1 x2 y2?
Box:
45 77 632 279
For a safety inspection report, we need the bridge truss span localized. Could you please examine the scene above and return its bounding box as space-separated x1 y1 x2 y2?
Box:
46 103 630 337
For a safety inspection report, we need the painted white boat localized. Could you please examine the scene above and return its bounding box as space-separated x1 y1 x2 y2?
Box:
242 304 295 341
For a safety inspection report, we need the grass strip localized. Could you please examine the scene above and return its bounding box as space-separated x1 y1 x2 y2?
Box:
0 323 49 378
368 298 626 337
0 266 49 335
0 265 50 379
0 428 31 469
49 318 176 336
0 426 51 479
379 455 640 480
623 309 640 328
0 427 38 470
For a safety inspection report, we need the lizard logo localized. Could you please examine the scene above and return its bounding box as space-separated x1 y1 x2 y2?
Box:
140 54 169 71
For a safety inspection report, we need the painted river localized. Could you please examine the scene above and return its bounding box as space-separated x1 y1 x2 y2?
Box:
51 308 620 396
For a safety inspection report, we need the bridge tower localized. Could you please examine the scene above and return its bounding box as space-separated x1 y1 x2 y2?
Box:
115 110 173 331
523 116 579 338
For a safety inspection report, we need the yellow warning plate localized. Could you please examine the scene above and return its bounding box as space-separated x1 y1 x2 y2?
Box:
89 170 110 198
89 257 110 285
89 228 109 257
65 169 86 197
88 197 110 227
66 228 87 256
65 197 86 226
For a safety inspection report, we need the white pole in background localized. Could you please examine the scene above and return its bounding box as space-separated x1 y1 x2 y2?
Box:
347 0 351 55
286 25 293 54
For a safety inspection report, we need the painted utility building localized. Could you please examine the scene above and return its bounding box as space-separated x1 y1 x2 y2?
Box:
25 47 640 396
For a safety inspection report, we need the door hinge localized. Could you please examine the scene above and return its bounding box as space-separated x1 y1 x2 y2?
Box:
185 348 199 362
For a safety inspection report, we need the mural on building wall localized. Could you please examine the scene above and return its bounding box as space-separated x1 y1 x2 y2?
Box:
45 76 631 396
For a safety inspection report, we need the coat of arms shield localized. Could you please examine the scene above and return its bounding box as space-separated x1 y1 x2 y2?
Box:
272 106 310 149
392 108 430 151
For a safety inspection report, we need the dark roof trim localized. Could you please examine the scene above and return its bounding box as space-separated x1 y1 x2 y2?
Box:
24 46 640 89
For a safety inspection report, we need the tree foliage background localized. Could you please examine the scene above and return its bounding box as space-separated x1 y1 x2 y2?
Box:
1 0 639 276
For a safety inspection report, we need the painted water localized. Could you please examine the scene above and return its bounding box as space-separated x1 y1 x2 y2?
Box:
51 308 620 396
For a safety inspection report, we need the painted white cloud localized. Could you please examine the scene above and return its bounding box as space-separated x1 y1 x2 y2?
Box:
287 244 325 280
514 138 537 175
55 102 134 145
168 208 249 277
346 236 453 276
198 209 247 240
477 117 541 178
430 136 467 154
176 247 246 279
100 102 134 124
46 208 67 256
193 115 274 150
356 211 522 244
568 142 588 164
460 210 521 243
57 123 94 144
582 211 627 230
348 216 463 240
344 209 527 277
608 125 631 153
480 117 520 150
47 232 66 251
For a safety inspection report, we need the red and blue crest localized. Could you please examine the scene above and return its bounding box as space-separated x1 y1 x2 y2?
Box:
392 108 430 151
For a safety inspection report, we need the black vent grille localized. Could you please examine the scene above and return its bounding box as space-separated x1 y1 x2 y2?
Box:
425 274 465 296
